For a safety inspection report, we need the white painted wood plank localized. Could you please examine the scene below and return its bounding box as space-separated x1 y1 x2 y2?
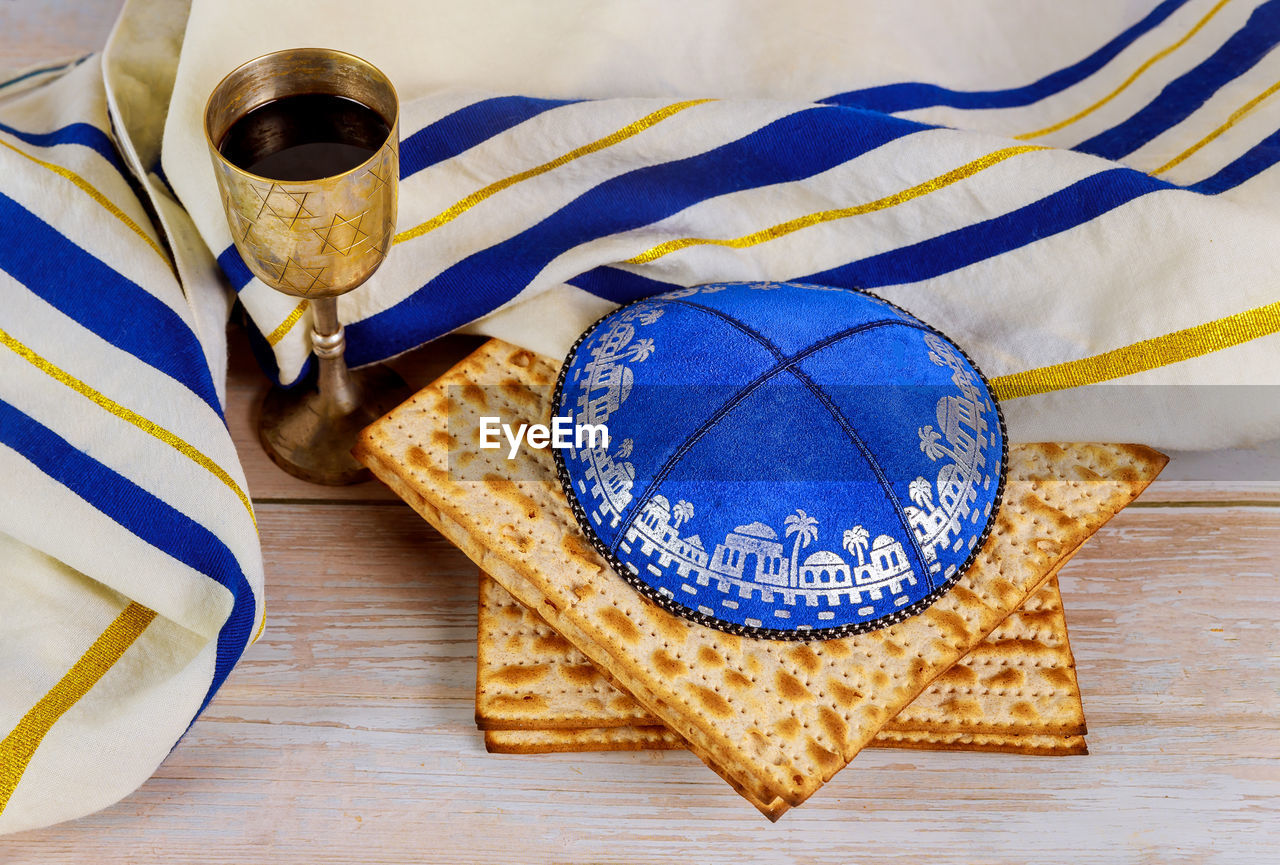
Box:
0 0 124 73
4 505 1275 863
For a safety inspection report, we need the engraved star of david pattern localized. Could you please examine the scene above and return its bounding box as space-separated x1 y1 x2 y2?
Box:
216 133 396 297
259 256 328 296
364 148 392 194
228 207 257 244
246 183 317 228
313 211 370 256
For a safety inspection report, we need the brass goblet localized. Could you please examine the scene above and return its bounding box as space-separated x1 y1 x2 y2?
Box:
205 48 411 485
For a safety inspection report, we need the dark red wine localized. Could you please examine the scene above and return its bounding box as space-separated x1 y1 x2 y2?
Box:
218 93 390 181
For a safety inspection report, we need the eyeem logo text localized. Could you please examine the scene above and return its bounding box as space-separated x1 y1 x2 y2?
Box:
479 416 609 459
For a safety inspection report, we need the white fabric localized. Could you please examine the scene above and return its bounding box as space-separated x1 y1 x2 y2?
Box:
161 0 1280 449
0 21 263 833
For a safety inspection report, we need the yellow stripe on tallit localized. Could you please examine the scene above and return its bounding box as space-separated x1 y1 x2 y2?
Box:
1150 78 1280 176
392 99 712 246
990 300 1280 400
265 99 712 346
0 603 157 815
0 134 168 264
0 326 256 529
267 300 310 346
624 145 1046 264
1016 0 1234 141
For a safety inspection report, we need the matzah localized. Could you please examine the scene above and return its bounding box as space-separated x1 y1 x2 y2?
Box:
484 728 1087 757
477 571 1088 758
356 340 1164 810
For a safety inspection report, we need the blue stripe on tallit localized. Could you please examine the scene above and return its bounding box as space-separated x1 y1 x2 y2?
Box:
217 245 255 292
0 191 223 417
569 265 680 303
1188 126 1280 191
804 168 1174 288
1076 0 1280 159
343 106 929 365
821 0 1189 112
399 94 577 179
0 398 254 717
0 56 86 92
0 120 124 172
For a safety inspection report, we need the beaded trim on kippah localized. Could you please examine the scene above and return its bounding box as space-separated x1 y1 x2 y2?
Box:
553 282 1007 640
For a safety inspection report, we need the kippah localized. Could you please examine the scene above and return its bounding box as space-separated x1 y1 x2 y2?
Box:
554 282 1006 639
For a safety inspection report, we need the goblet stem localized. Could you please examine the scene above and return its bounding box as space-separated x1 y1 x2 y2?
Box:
255 295 411 485
310 297 362 416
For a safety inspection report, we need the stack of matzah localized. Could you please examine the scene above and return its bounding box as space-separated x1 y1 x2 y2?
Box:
356 340 1166 819
477 571 1088 756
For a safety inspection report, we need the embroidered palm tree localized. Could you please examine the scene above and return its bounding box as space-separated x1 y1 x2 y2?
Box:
615 438 633 460
628 338 655 362
908 476 935 511
842 525 869 567
918 425 954 462
672 500 694 529
636 309 664 326
784 510 819 587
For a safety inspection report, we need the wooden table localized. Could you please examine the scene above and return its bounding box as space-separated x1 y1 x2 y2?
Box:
3 4 1279 862
0 326 1273 864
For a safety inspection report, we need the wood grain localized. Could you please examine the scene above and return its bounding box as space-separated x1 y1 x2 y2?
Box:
3 497 1277 864
0 0 124 72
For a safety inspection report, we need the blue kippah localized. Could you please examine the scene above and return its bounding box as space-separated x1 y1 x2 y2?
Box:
554 282 1006 639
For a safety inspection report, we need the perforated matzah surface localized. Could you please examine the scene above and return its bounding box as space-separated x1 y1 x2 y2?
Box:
477 572 1086 737
357 339 1164 809
484 727 1088 757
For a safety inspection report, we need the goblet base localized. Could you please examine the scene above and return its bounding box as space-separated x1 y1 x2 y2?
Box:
259 363 412 485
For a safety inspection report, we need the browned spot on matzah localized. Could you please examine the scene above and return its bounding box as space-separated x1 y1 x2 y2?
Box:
940 697 981 721
501 381 541 408
807 740 841 772
818 707 848 744
534 633 573 654
491 664 550 686
489 694 548 714
563 664 599 685
652 649 687 678
1042 667 1076 690
776 672 811 701
788 645 822 676
693 686 733 718
935 665 978 686
822 640 849 658
599 608 641 644
983 667 1025 689
487 477 541 521
1012 702 1038 721
560 534 600 569
926 608 971 645
828 681 862 707
699 646 726 668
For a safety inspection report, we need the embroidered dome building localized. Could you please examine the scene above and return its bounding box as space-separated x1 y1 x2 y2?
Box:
799 550 853 590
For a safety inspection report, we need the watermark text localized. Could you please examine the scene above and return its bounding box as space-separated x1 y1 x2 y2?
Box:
479 416 609 459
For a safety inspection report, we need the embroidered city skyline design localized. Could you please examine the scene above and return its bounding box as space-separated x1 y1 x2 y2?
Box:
561 282 999 632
